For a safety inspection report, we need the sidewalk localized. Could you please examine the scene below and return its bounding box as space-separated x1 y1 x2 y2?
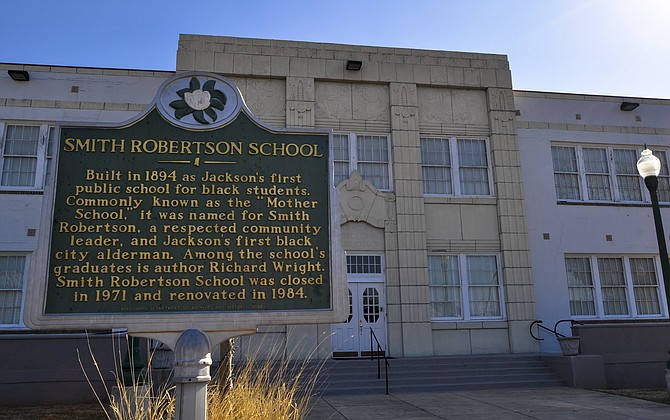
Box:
305 387 670 419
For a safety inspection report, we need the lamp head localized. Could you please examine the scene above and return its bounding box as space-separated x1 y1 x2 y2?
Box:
637 148 661 178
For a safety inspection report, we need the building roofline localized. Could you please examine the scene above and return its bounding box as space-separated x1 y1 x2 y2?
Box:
514 89 670 105
179 33 510 62
0 62 174 77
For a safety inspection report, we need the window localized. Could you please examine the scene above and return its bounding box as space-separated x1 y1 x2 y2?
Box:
565 256 664 318
347 255 382 274
0 123 52 189
333 133 391 190
0 255 27 325
421 137 492 196
550 144 670 203
428 254 502 320
656 151 670 202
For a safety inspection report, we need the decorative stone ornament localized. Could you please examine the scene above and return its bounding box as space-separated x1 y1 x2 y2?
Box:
156 73 241 130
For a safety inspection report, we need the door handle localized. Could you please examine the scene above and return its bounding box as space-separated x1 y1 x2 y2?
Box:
359 319 363 334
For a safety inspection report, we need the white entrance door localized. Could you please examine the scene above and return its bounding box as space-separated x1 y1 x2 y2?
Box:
331 282 386 357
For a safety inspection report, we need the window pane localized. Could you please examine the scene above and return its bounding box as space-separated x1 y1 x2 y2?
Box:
422 166 451 194
357 135 388 163
586 174 612 200
597 258 625 286
617 175 643 201
421 138 452 194
565 257 593 286
428 256 461 318
421 138 450 166
0 256 26 325
630 258 658 286
359 162 389 190
583 148 609 173
554 173 580 200
565 257 596 316
657 152 670 203
458 139 490 195
460 167 490 195
551 146 580 200
613 149 642 201
568 287 596 316
0 291 22 325
597 257 629 315
583 148 612 201
333 134 349 161
659 176 670 203
466 256 498 285
333 134 350 186
346 255 382 274
1 157 37 187
429 255 460 286
4 125 40 155
630 258 660 315
458 139 487 166
334 162 349 186
2 125 40 187
466 256 500 318
357 135 389 190
552 146 578 172
431 286 462 318
469 286 501 317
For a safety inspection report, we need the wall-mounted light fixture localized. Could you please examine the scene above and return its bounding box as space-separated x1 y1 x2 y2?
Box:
620 101 639 111
345 60 362 71
8 70 30 81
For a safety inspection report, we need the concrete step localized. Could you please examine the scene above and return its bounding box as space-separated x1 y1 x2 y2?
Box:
309 354 565 395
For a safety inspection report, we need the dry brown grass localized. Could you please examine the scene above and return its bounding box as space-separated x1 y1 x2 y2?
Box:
3 334 322 420
206 356 317 420
88 336 318 419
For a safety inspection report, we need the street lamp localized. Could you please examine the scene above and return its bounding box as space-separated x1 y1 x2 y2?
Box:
637 148 670 286
637 148 670 370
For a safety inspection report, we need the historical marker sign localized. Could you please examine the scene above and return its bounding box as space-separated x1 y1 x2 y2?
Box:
25 73 346 334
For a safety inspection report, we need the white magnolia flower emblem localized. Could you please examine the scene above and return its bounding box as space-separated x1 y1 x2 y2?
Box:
184 90 211 110
169 77 226 124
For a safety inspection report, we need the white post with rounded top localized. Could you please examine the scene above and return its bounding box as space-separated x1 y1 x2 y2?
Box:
173 329 212 420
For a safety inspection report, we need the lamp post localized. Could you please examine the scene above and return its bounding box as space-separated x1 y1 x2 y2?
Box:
637 148 670 374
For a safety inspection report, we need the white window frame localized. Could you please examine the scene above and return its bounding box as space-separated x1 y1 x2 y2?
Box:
333 132 392 191
420 136 494 197
551 144 670 203
0 253 29 328
428 253 504 321
564 255 667 319
0 122 53 190
346 254 384 279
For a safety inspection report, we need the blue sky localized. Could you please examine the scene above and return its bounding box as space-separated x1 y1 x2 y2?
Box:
2 0 669 99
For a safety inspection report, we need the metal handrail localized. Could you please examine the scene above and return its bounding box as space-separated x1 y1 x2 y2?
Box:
370 328 389 395
529 320 565 340
530 319 585 341
554 319 584 336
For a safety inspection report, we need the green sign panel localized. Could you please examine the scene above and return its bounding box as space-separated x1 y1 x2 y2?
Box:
45 75 332 314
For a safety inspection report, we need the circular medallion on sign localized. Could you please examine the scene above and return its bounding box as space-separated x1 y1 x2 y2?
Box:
156 73 241 130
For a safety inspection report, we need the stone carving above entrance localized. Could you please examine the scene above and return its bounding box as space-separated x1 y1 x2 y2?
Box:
338 171 395 228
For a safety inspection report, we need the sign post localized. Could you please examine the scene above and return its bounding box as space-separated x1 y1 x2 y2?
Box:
24 73 347 419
